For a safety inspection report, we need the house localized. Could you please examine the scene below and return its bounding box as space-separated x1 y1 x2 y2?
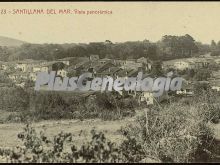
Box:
139 92 154 105
125 59 136 64
136 90 168 105
33 65 49 73
65 65 75 74
123 59 137 69
57 68 68 77
174 61 194 70
120 59 143 70
211 86 220 92
113 59 126 66
57 57 73 66
0 61 5 70
16 82 25 88
29 72 37 81
16 62 28 72
115 69 128 77
8 73 19 81
96 66 122 78
126 69 139 77
137 57 152 71
144 62 152 71
74 61 92 74
214 58 220 64
137 57 152 70
210 79 220 92
8 72 30 82
87 62 103 75
74 61 101 76
76 60 116 77
163 57 215 71
137 57 148 64
116 58 152 71
95 62 116 74
89 55 99 61
176 88 194 96
99 58 112 64
16 59 47 72
57 57 89 66
0 62 12 70
193 58 212 69
73 59 90 69
66 59 91 76
108 67 122 78
176 80 194 96
32 61 55 73
212 70 220 79
2 64 7 70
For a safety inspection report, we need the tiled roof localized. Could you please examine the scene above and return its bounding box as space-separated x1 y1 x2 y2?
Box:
127 69 139 77
210 79 220 86
16 59 46 64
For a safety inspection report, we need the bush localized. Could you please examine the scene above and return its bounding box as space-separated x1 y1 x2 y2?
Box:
0 95 219 163
120 99 217 163
11 91 137 122
0 87 29 112
0 124 132 163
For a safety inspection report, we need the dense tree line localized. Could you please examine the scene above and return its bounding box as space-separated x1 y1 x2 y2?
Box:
157 34 201 60
0 34 210 62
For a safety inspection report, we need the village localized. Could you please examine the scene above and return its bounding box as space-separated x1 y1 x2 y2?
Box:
1 53 220 106
2 2 220 163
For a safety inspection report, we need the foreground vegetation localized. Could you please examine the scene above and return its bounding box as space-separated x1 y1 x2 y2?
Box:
0 89 220 163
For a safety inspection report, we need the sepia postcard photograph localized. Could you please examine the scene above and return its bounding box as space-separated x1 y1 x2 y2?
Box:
0 1 220 163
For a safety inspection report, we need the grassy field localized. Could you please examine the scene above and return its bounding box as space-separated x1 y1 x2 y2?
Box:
0 110 220 163
0 117 137 149
0 109 220 149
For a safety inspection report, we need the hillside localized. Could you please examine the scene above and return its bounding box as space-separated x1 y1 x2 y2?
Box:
0 36 27 47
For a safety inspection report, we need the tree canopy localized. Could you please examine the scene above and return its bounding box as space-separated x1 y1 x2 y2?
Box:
0 34 210 62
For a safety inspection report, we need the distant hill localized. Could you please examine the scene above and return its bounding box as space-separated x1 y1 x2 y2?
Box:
0 36 27 47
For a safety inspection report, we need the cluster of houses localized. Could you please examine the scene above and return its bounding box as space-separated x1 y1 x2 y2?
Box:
162 55 220 96
162 57 215 71
2 53 220 105
0 55 156 105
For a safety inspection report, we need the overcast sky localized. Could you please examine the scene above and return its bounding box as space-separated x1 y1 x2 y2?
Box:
1 2 220 44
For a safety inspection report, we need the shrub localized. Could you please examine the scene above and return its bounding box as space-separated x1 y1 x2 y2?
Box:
0 87 29 112
7 91 137 122
0 125 124 163
120 100 216 163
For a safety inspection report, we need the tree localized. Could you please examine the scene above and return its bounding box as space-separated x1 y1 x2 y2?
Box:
195 42 210 55
186 69 195 80
52 62 65 72
150 61 163 76
210 40 220 56
146 44 158 60
0 46 10 61
0 72 12 84
159 34 198 59
211 40 217 49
